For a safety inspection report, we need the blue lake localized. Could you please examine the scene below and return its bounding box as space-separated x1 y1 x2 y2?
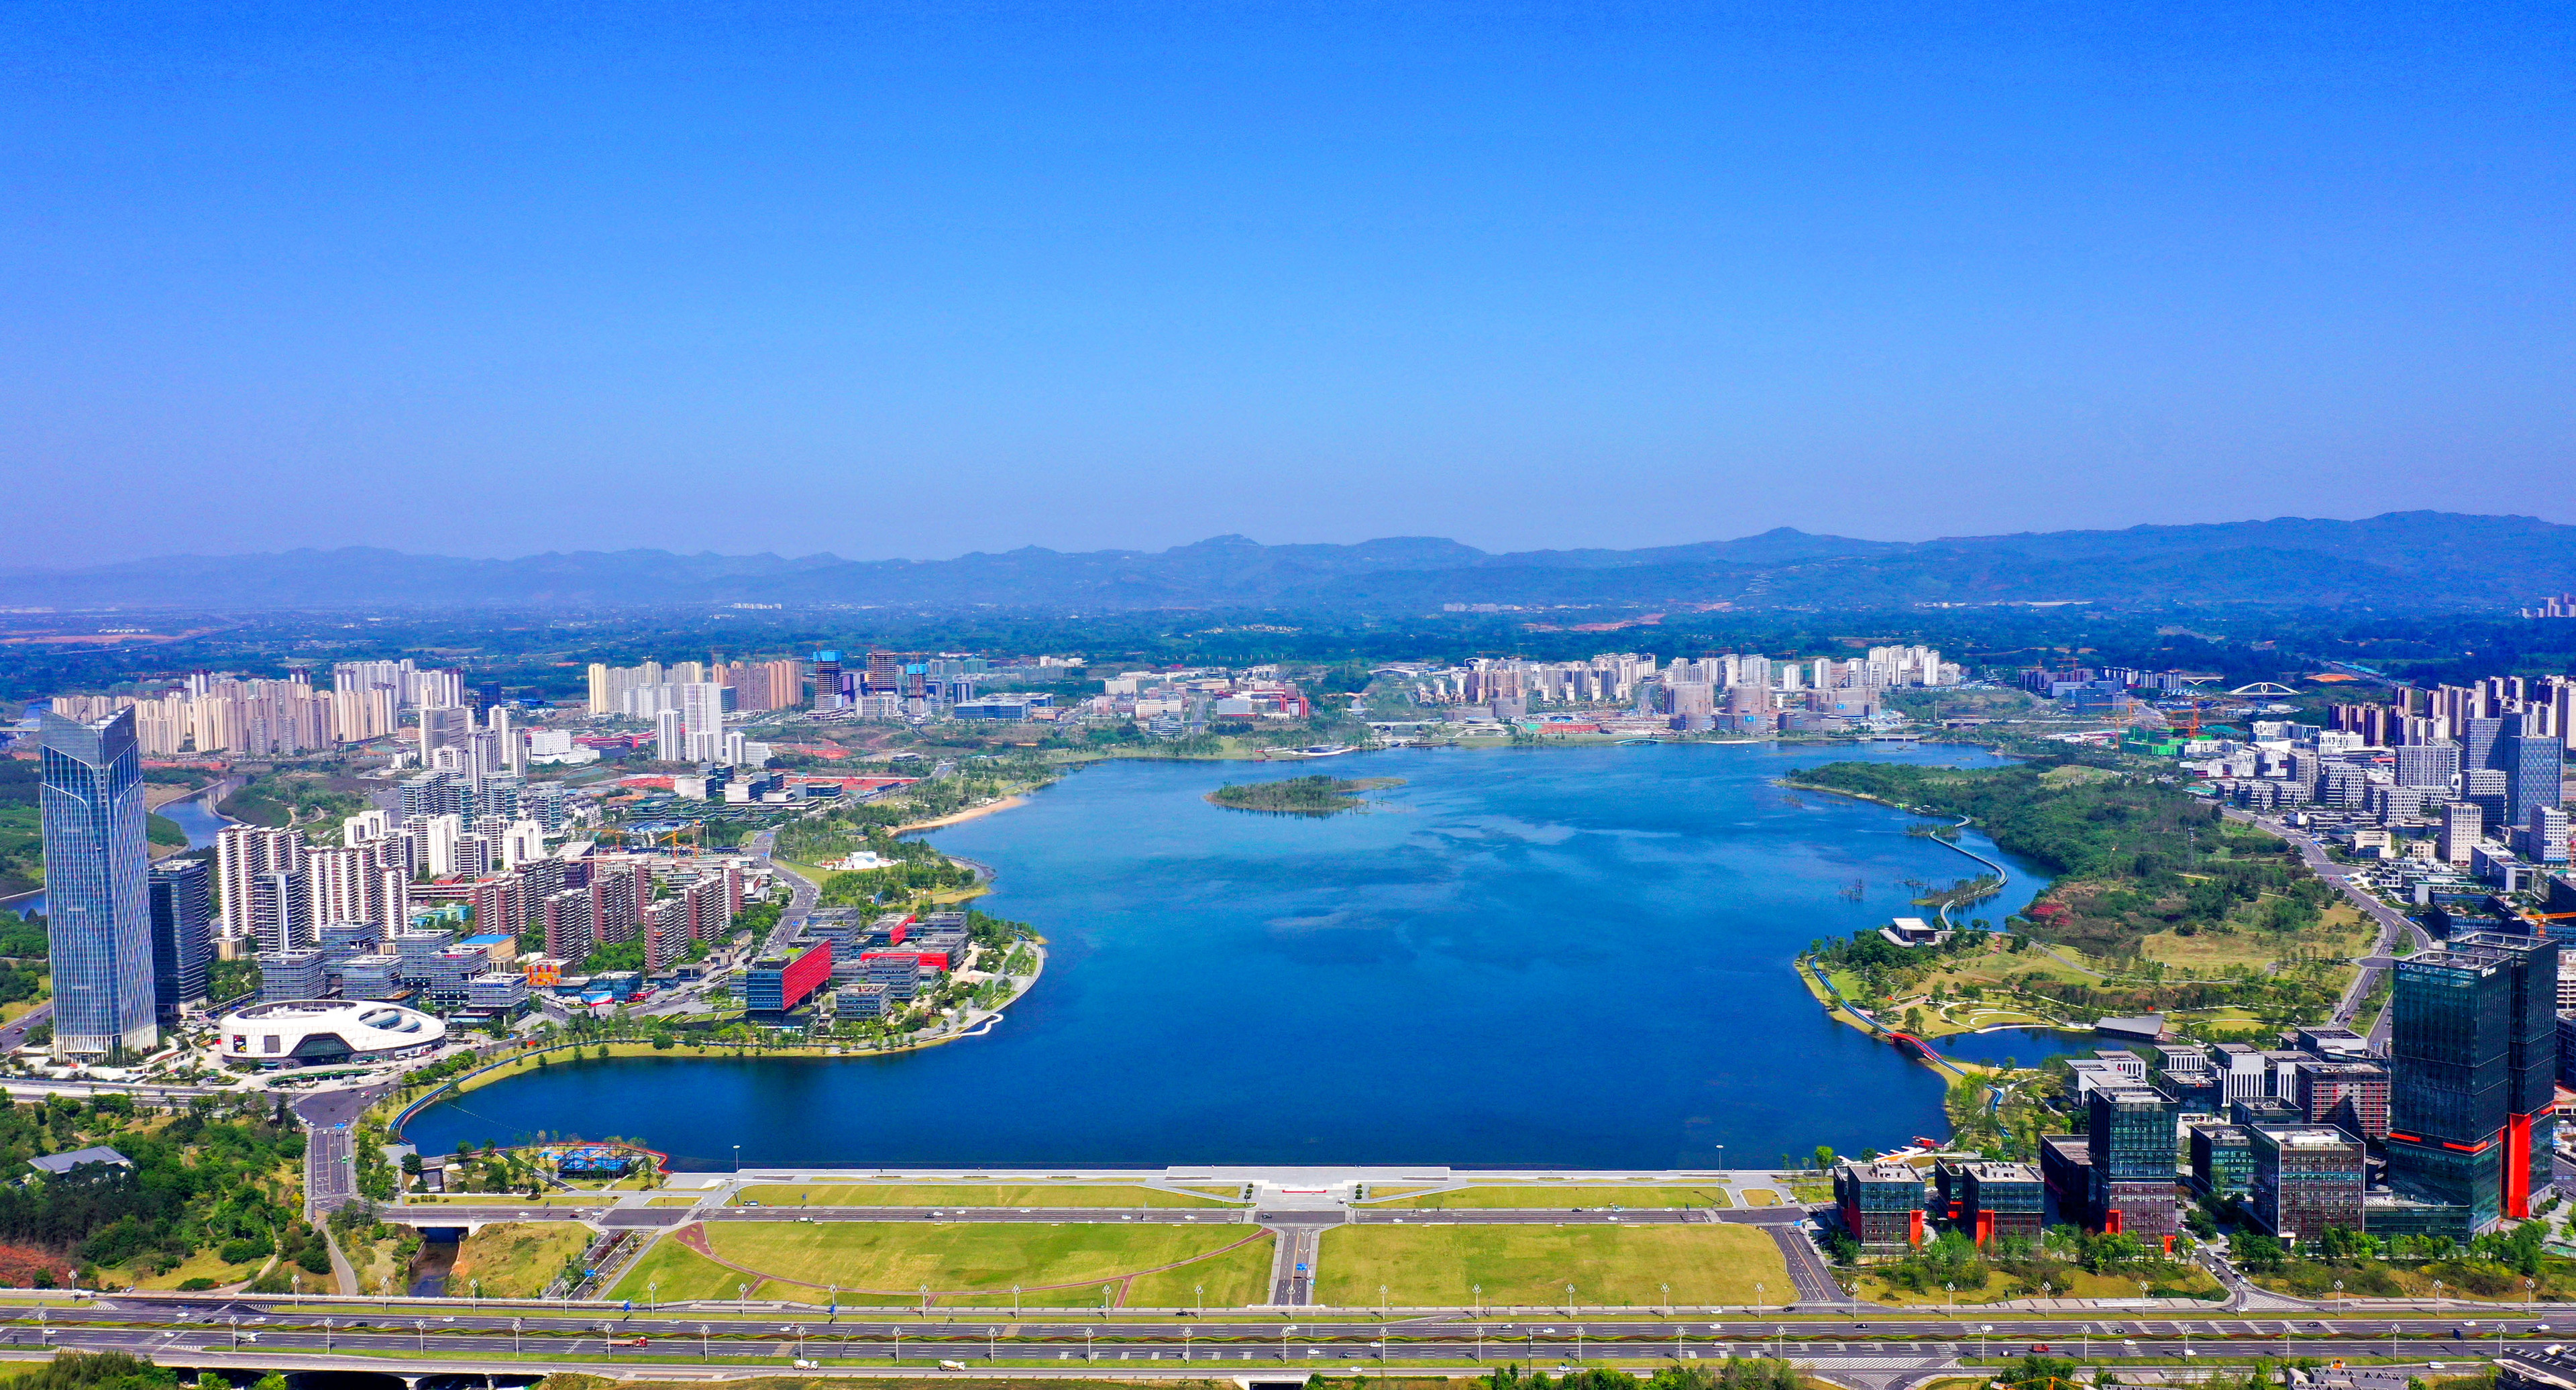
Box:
406 742 2049 1170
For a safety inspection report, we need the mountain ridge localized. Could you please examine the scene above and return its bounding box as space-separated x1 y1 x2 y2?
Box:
3 512 2566 612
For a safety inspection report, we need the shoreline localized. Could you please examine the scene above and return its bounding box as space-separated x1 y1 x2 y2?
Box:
394 938 1051 1140
892 794 1026 835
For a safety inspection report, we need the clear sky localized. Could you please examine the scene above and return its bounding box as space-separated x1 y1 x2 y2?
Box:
7 3 2572 563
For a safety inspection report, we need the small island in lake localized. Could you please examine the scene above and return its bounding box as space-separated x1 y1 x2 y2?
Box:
1207 774 1407 814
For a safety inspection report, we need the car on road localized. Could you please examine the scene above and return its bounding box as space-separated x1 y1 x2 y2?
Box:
2031 1344 2050 1353
938 1360 968 1371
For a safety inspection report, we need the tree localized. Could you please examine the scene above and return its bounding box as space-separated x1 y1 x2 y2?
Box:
2233 1232 2287 1273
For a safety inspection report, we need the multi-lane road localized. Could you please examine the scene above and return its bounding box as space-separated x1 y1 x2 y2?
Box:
11 1297 2572 1384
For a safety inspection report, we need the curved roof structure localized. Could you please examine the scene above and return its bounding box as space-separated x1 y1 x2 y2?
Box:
217 1000 446 1065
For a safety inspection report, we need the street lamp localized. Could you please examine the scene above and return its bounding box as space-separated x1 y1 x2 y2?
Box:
700 1323 710 1361
1755 1281 1766 1311
1945 1281 1955 1317
922 1282 932 1316
472 1277 481 1309
1083 1326 1093 1362
737 1281 749 1309
1662 1283 1671 1317
514 1317 523 1356
649 1280 658 1314
733 1144 741 1173
1474 1283 1483 1318
1566 1283 1576 1318
1196 1283 1205 1318
1382 1283 1390 1319
1283 1324 1293 1362
1012 1285 1020 1318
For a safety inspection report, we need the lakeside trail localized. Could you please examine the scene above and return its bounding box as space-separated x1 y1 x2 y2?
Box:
894 794 1026 835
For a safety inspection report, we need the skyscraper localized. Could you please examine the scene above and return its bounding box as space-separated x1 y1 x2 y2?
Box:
2501 714 2565 831
36 710 160 1059
2387 931 2559 1228
2087 1084 2180 1238
145 859 212 1023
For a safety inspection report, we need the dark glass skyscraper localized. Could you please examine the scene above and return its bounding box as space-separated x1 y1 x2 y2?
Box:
146 859 213 1023
36 710 160 1059
2500 714 2565 832
2387 930 2558 1229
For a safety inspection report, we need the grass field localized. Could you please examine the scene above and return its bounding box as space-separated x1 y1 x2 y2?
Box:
449 1222 593 1299
734 1184 1234 1209
1373 1185 1732 1210
696 1221 1271 1304
609 1239 748 1304
1314 1224 1787 1308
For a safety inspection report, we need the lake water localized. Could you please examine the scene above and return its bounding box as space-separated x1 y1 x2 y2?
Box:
405 742 2048 1170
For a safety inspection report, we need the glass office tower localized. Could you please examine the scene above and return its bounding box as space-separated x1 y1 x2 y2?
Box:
2387 930 2559 1228
146 859 213 1022
37 710 160 1059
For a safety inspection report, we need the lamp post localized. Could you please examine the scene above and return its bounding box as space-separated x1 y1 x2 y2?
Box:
1566 1283 1576 1318
1662 1283 1671 1317
1981 1324 1992 1360
1011 1285 1020 1318
415 1318 427 1352
1283 1324 1293 1363
323 1318 333 1353
472 1277 481 1309
700 1323 710 1361
514 1318 523 1356
1474 1283 1483 1318
1382 1284 1390 1319
1756 1281 1766 1312
922 1283 932 1316
737 1281 748 1310
1083 1326 1092 1362
1946 1282 1955 1317
1197 1283 1205 1318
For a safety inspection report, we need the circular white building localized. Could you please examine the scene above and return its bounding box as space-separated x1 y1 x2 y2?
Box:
217 1000 446 1068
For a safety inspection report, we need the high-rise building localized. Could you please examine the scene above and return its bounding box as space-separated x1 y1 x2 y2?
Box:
215 824 302 945
36 710 160 1059
2087 1084 2180 1238
2463 716 2506 776
655 709 685 761
2245 1125 2365 1246
2440 802 2484 864
145 859 212 1023
2388 931 2560 1228
249 869 312 953
2502 714 2565 833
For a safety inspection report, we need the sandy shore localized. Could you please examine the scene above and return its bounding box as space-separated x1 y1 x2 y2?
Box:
892 794 1026 835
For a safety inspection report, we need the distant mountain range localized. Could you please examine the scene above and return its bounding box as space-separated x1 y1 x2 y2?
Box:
5 513 2570 613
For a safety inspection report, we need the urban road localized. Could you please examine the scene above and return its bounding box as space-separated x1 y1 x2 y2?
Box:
5 1299 2569 1387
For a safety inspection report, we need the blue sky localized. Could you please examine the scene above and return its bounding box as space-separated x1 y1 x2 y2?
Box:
6 2 2572 562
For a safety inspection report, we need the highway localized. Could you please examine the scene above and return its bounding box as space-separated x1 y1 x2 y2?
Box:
15 1298 2576 1382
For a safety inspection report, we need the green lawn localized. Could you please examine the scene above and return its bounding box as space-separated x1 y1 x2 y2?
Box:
734 1183 1234 1209
608 1239 750 1304
1374 1185 1733 1209
1315 1223 1787 1308
449 1222 594 1299
698 1220 1267 1300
